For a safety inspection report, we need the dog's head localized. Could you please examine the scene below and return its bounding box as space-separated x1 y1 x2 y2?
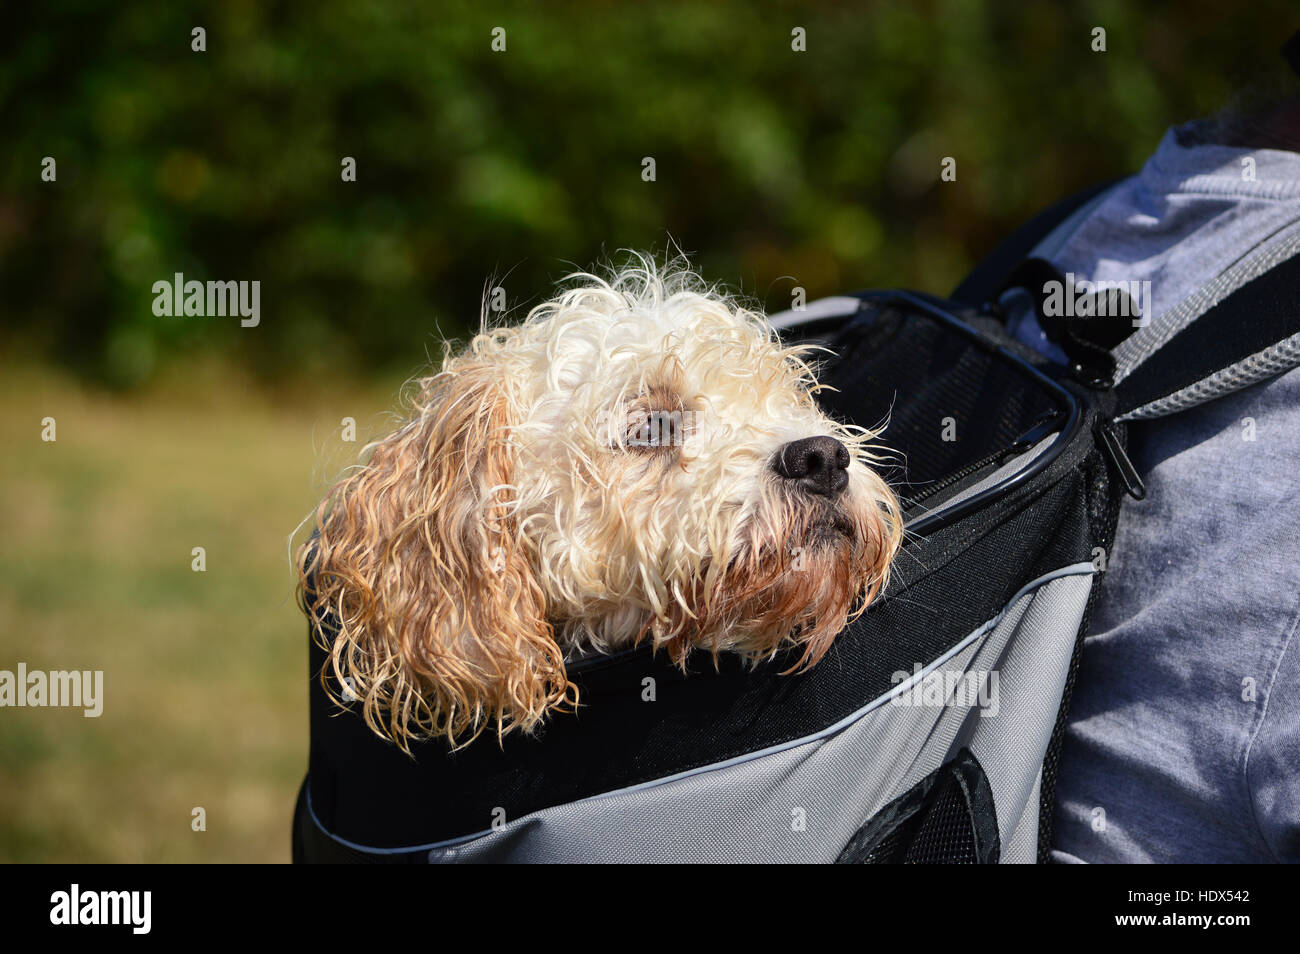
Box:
299 260 901 748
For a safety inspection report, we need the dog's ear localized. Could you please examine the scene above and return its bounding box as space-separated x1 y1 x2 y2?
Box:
299 362 574 750
855 465 904 609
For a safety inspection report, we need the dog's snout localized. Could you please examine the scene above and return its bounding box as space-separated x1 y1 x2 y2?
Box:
773 436 850 498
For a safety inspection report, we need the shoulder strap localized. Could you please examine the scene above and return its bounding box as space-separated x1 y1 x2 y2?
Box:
1115 248 1300 419
950 178 1125 310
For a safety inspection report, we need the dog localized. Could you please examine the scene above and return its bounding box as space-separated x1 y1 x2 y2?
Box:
298 257 902 749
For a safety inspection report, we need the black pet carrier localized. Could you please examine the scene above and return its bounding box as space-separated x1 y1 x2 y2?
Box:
293 184 1300 864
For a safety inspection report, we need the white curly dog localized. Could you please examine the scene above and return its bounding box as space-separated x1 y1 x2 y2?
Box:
299 257 901 748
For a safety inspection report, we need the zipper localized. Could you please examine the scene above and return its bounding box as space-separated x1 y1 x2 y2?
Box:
1097 421 1147 500
906 411 1064 506
906 449 1008 505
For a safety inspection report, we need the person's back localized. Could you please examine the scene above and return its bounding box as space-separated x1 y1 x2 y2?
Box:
996 96 1300 862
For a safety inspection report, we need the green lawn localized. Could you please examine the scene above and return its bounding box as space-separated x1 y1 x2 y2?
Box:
0 358 400 862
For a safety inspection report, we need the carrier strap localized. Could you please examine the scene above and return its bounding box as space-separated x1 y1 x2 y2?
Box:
1115 247 1300 419
950 178 1123 310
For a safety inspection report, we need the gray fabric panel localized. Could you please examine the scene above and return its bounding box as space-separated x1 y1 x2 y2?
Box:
418 565 1095 863
969 571 1092 860
768 296 863 331
427 632 993 863
1002 770 1043 864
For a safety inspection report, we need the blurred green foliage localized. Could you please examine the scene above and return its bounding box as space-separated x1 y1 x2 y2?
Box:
1 0 1296 388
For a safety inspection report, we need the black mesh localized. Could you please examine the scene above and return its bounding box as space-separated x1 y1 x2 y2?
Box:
859 825 910 864
811 299 1060 506
1036 427 1126 862
838 748 1001 864
903 772 981 863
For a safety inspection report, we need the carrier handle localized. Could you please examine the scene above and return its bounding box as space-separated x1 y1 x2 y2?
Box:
995 257 1139 387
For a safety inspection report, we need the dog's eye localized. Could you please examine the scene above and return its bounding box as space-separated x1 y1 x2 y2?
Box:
625 409 687 452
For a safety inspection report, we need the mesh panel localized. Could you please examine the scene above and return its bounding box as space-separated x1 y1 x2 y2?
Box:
860 825 911 864
838 748 999 864
903 773 979 864
811 301 1059 502
1036 447 1123 861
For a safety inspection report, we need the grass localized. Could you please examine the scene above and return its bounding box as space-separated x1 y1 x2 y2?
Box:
0 356 405 862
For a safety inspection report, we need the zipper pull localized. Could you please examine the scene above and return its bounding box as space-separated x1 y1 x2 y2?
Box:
1007 412 1064 456
1098 422 1146 501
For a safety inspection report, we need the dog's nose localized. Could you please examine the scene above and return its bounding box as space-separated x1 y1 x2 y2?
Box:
773 436 850 498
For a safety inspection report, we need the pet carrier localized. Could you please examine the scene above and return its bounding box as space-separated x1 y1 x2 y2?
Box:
294 187 1300 864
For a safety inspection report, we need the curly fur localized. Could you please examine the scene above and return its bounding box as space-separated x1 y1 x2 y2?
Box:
297 256 902 750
